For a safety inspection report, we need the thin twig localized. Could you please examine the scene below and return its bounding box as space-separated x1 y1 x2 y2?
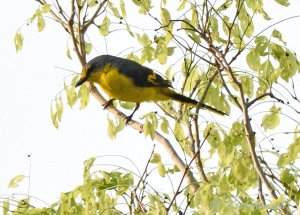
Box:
132 145 156 213
248 92 284 107
83 0 109 31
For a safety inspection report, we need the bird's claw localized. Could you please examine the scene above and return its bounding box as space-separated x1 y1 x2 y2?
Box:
103 99 115 109
124 115 133 125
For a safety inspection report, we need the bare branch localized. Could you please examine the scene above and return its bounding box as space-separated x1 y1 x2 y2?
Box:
192 70 218 182
248 92 285 108
132 145 155 213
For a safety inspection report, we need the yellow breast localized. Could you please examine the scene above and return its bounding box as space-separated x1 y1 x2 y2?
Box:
88 66 170 103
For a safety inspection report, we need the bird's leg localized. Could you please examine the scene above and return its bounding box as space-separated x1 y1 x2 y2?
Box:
103 98 116 109
125 103 140 124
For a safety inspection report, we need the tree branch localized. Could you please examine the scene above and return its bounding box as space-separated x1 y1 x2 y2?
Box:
192 70 218 182
36 0 70 33
206 42 288 215
83 0 108 31
87 83 199 193
247 92 285 108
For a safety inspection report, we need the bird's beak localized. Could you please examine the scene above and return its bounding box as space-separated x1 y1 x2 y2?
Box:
75 77 88 87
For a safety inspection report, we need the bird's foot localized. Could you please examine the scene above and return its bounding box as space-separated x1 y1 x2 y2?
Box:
124 114 134 125
103 99 115 109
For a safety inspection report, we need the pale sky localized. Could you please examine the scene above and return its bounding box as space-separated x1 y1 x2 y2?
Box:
0 0 300 208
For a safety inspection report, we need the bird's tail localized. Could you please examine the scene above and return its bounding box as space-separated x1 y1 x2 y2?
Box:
168 91 227 116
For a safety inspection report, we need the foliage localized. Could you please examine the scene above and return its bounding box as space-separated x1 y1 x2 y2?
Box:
9 0 300 214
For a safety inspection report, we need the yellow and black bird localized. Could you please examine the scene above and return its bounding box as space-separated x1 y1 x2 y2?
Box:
75 55 226 120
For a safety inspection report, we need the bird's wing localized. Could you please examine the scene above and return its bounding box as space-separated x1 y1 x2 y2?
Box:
111 58 172 88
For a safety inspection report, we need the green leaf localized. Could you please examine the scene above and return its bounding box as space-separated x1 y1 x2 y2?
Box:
177 0 187 11
155 40 168 65
78 83 90 109
269 42 285 61
144 118 154 139
277 136 300 168
41 3 51 13
183 63 198 92
260 8 271 20
3 200 9 215
191 4 198 26
66 44 72 59
274 0 290 6
164 65 173 81
85 42 92 54
141 45 155 63
239 76 254 98
218 140 235 167
117 173 134 195
279 50 298 82
108 2 121 18
246 48 261 71
238 5 254 37
174 121 185 140
125 23 134 37
160 117 169 134
150 153 161 163
280 169 294 184
107 117 115 139
37 15 45 32
261 106 281 131
277 153 289 169
8 175 26 188
210 197 224 213
210 16 224 42
119 101 135 110
132 0 152 14
260 59 275 84
137 33 151 46
126 53 140 62
142 112 158 140
55 96 64 121
167 47 175 56
228 121 247 148
180 18 201 44
204 123 222 157
84 157 96 173
272 29 286 45
30 9 40 23
120 0 126 18
230 157 256 187
64 80 78 108
268 195 284 210
50 105 58 128
88 0 98 7
255 36 269 55
157 162 166 177
14 31 24 53
161 7 170 26
221 15 230 35
107 117 125 140
99 16 110 36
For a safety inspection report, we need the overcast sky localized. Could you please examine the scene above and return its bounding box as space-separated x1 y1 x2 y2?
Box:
0 0 299 207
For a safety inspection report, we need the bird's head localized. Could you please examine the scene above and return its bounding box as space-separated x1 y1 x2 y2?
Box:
75 66 90 87
75 55 108 87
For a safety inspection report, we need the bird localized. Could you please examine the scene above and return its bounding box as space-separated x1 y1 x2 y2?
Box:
75 55 226 122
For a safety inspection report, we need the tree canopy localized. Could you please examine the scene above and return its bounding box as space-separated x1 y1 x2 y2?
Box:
4 0 300 214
